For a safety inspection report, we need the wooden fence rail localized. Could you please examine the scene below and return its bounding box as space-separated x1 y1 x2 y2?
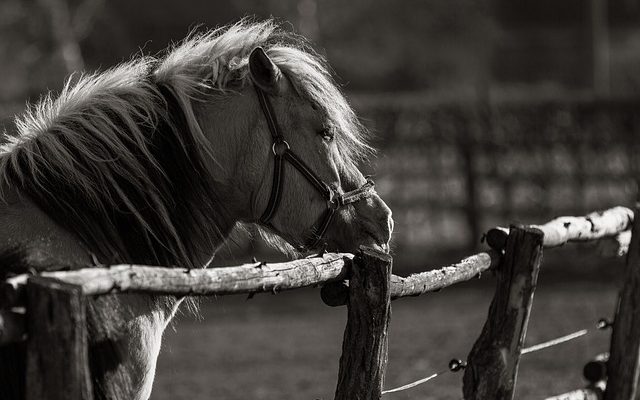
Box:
485 206 634 251
2 253 355 306
0 251 500 313
0 205 638 399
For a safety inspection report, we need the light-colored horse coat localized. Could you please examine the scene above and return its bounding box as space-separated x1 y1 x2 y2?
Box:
0 20 393 399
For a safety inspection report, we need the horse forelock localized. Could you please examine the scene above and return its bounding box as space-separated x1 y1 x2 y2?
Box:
153 18 372 164
267 46 373 163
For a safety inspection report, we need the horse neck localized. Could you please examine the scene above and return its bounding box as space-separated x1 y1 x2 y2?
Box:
0 184 93 271
191 90 261 218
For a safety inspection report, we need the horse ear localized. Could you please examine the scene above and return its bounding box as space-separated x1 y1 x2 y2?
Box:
249 47 282 93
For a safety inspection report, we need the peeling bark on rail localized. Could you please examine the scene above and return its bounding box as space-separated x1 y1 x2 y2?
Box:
0 251 496 344
2 253 354 305
321 250 500 307
0 254 355 345
545 381 605 400
594 230 631 258
485 206 633 251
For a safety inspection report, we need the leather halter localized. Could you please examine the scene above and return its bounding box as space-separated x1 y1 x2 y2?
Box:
254 85 376 248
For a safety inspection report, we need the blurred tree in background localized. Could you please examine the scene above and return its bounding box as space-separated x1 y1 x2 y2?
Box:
2 0 640 266
0 0 104 103
2 0 640 103
0 0 54 103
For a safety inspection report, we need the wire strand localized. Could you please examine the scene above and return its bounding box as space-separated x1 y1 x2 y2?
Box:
381 325 597 395
382 369 449 395
521 329 589 355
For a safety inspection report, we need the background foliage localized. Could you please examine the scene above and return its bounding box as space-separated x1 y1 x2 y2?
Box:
1 0 638 267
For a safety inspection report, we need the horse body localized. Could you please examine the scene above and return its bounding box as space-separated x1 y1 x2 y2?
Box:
0 185 184 399
0 20 393 399
0 186 91 269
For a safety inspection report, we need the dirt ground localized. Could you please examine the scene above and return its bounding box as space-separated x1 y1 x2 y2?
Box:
152 275 618 400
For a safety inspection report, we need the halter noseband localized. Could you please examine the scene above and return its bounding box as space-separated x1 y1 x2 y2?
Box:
254 85 376 249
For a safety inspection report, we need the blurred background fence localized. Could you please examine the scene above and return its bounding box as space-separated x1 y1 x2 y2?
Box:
4 95 638 270
359 96 640 261
1 0 640 272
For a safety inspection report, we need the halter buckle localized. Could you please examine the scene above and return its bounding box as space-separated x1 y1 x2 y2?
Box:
272 140 290 156
327 185 342 211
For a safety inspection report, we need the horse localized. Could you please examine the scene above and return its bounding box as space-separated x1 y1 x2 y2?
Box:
0 20 393 399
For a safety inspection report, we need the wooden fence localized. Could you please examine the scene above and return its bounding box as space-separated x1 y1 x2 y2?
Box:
0 205 638 399
356 97 640 254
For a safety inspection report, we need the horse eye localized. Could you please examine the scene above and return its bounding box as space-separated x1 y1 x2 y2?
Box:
320 129 334 142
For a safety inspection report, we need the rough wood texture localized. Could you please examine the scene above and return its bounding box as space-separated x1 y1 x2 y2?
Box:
26 277 92 400
3 253 353 307
321 250 500 307
545 381 605 400
485 206 633 251
0 342 26 400
594 230 631 258
604 202 640 400
334 246 392 400
0 311 24 397
0 310 24 345
462 225 543 400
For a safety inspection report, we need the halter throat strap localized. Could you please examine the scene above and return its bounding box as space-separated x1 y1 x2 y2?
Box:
254 86 375 248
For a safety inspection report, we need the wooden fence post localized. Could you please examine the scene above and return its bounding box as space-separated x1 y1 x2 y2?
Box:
334 246 392 400
0 342 26 400
26 277 93 400
604 201 640 400
462 225 543 400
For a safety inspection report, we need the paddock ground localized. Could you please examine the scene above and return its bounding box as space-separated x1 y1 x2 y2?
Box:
152 249 620 400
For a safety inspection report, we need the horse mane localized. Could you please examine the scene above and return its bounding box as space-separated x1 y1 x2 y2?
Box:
0 19 371 268
155 19 372 162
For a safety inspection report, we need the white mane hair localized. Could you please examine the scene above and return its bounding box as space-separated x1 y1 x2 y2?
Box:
0 19 371 268
154 19 372 161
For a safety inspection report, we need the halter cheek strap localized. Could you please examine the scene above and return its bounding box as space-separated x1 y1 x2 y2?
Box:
254 85 376 248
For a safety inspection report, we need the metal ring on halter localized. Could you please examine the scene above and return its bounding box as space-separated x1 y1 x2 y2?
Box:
328 197 341 211
272 140 290 156
326 186 341 211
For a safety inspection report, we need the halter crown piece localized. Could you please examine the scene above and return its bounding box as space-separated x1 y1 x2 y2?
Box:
254 85 376 249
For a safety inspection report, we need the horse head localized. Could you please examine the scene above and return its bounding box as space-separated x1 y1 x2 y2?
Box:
181 42 393 255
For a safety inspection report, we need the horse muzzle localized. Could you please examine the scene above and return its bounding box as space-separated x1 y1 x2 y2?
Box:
355 194 394 253
318 192 393 254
